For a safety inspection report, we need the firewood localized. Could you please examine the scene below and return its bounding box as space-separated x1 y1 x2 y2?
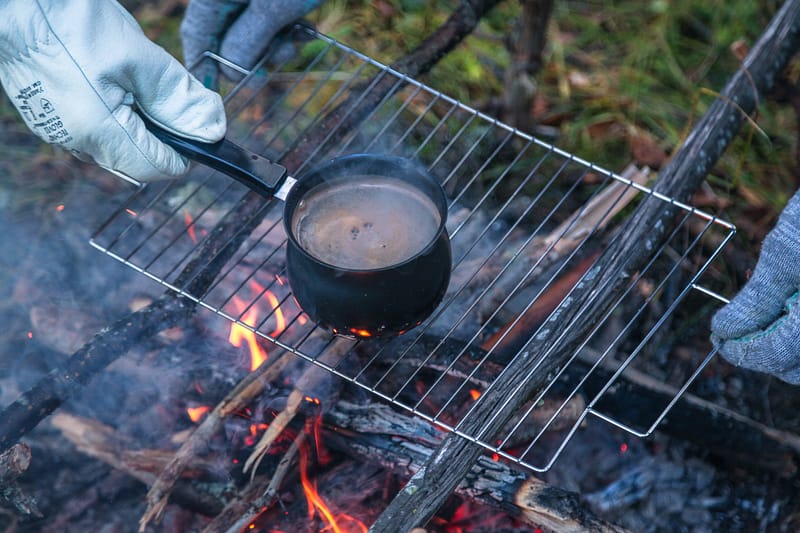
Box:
243 337 352 476
206 432 305 533
0 443 40 519
369 2 800 529
0 445 30 485
51 413 228 517
324 401 628 533
140 346 296 530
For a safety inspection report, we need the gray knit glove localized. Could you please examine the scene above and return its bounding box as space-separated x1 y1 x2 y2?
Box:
180 0 324 90
711 189 800 384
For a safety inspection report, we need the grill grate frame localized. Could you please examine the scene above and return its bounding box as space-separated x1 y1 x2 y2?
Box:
91 26 734 472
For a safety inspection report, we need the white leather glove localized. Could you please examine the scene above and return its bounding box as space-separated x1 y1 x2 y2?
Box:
0 0 227 183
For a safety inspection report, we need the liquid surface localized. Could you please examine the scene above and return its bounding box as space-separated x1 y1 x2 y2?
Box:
292 175 441 270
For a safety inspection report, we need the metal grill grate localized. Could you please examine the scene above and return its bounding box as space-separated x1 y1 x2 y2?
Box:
90 26 735 472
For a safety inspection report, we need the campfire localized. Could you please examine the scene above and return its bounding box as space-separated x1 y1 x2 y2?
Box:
3 18 800 533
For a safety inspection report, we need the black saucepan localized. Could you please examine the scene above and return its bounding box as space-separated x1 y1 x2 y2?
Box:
143 117 451 338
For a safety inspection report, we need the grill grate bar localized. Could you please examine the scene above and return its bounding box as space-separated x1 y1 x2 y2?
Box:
90 26 735 472
503 213 713 459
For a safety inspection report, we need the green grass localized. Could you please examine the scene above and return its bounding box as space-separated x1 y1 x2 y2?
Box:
138 0 797 238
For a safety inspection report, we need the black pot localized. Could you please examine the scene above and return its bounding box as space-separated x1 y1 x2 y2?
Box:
284 154 451 338
143 118 451 339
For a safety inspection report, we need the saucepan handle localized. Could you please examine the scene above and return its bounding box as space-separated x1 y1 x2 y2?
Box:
140 113 288 198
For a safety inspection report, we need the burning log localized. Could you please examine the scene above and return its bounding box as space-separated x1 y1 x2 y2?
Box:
370 3 800 529
140 344 297 529
243 337 352 475
205 432 305 533
324 401 628 533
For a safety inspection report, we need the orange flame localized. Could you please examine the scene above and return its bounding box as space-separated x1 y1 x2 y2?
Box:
469 389 481 401
186 405 210 423
227 281 289 371
299 442 367 533
262 288 287 336
183 210 198 244
244 423 270 447
229 296 269 371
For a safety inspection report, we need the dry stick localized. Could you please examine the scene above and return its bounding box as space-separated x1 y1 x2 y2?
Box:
243 337 353 475
140 346 296 530
210 432 306 533
325 401 628 533
51 413 227 517
368 2 800 530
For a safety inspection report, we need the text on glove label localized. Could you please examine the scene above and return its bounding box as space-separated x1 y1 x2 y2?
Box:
13 81 72 145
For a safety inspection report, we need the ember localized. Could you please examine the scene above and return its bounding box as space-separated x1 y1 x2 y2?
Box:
186 405 210 423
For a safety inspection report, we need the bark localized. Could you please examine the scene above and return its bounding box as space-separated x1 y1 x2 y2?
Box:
502 0 555 131
369 1 800 530
325 401 628 533
0 445 30 485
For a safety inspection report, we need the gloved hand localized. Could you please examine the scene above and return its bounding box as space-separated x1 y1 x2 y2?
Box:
0 0 226 183
181 0 324 90
711 188 800 384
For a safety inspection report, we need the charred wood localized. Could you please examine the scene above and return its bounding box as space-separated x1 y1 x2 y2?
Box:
0 445 30 486
0 444 39 519
0 296 193 454
393 333 800 474
325 401 628 533
141 346 296 529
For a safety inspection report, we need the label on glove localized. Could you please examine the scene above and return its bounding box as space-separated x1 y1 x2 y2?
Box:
13 81 72 144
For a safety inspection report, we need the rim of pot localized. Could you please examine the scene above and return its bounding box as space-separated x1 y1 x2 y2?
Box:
283 153 449 274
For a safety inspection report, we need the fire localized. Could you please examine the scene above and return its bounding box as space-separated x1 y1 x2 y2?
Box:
229 297 269 371
186 405 210 422
262 288 287 335
55 204 65 212
299 441 367 533
125 208 137 217
183 210 198 244
244 423 270 447
469 389 481 401
227 281 288 371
